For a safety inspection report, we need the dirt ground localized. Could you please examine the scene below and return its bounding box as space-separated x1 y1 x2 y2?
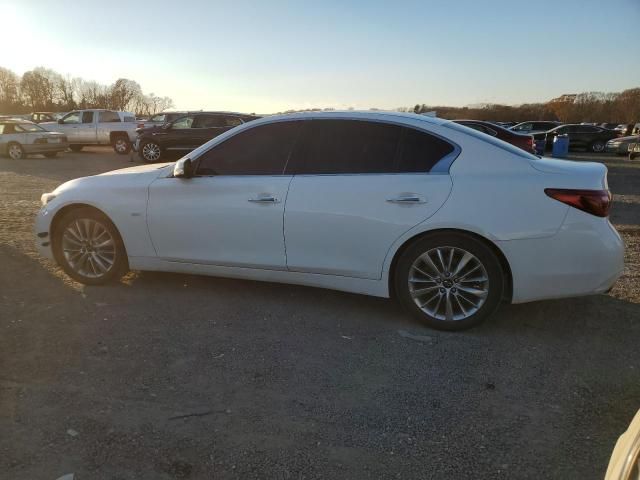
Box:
1 148 639 480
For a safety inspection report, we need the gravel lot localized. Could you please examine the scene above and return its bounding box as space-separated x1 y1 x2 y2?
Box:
1 148 639 480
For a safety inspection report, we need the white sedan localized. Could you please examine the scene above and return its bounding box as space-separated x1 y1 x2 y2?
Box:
35 111 624 330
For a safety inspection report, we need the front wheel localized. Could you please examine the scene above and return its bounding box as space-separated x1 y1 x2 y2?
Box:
139 141 163 163
52 208 128 285
112 136 131 154
7 142 25 159
69 145 83 152
590 140 605 153
394 233 504 331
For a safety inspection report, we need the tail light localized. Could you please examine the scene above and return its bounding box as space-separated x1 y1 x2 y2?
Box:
544 188 612 217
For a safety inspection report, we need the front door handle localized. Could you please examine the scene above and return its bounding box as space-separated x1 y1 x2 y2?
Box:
248 194 280 204
386 194 426 204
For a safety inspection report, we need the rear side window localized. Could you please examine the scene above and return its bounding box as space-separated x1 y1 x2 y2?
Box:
397 128 455 172
192 115 226 128
82 112 94 124
196 121 302 176
286 120 401 174
98 111 121 123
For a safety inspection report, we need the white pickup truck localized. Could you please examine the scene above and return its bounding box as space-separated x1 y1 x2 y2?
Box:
42 109 138 154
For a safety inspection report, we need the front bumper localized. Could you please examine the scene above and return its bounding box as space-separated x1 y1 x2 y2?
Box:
34 206 55 261
605 143 628 154
498 208 624 304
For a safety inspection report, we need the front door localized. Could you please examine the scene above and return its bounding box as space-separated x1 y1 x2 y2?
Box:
146 120 302 269
283 119 455 280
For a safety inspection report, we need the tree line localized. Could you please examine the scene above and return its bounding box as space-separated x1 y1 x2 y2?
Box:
403 88 640 124
0 66 174 115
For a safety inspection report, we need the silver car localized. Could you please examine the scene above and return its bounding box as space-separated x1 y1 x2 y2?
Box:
0 119 68 159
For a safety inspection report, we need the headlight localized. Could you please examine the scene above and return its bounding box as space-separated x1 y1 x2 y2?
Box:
41 193 56 206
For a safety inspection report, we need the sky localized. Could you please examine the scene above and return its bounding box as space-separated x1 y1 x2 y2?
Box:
2 0 639 113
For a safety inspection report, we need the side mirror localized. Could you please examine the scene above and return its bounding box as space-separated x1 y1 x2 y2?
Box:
174 158 194 178
163 122 172 130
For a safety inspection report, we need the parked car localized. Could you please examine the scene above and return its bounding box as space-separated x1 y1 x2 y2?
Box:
0 118 68 159
30 112 66 123
629 141 640 161
536 124 619 152
35 111 623 331
606 134 640 155
510 121 563 135
41 109 138 154
616 123 640 137
135 111 259 162
453 120 535 153
493 121 517 128
600 123 620 130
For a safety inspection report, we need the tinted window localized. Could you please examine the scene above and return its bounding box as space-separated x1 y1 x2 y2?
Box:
3 124 16 134
82 112 94 124
397 127 455 172
172 116 194 129
98 111 121 123
577 125 598 133
513 123 532 131
192 115 226 128
150 114 166 122
196 121 301 176
286 120 401 174
224 116 243 127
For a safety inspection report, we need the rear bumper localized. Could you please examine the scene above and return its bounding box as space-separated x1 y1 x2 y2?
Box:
498 208 624 304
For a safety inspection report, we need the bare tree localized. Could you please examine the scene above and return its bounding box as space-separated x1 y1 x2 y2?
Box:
0 67 20 112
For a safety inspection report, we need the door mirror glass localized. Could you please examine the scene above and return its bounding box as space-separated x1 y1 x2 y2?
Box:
174 158 194 178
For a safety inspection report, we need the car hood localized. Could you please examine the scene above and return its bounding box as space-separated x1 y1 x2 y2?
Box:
97 162 174 176
609 135 639 143
51 163 173 196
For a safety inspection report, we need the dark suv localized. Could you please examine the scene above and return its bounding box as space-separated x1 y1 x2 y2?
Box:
135 111 259 162
534 124 619 152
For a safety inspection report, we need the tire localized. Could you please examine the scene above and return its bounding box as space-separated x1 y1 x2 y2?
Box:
43 152 58 158
112 135 131 155
590 140 605 153
139 140 163 163
631 152 638 161
69 145 83 152
394 232 504 331
7 142 25 159
52 207 128 285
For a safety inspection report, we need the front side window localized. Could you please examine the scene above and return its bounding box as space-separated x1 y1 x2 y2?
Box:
192 115 226 128
62 112 81 124
286 120 401 174
172 116 194 129
98 111 121 123
196 121 302 176
150 114 166 122
82 112 94 124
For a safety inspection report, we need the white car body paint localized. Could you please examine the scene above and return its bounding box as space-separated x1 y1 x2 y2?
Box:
35 111 624 304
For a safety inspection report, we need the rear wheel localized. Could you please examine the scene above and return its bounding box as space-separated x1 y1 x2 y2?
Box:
43 152 58 158
140 141 162 163
52 207 128 285
112 135 131 154
394 233 504 331
590 140 605 153
7 142 25 159
69 145 83 152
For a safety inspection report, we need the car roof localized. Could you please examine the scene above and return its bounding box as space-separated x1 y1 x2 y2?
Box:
0 118 35 123
249 110 449 126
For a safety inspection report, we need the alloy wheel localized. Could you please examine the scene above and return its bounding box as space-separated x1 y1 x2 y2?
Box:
114 138 129 153
142 142 161 162
61 219 116 279
8 144 23 160
408 246 489 322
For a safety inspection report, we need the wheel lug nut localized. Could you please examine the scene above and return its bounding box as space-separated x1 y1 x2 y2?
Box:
439 288 446 293
451 288 457 293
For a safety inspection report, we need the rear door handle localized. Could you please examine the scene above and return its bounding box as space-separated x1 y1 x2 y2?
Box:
386 194 426 204
248 194 280 204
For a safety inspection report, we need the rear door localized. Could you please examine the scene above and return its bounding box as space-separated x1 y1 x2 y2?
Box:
97 110 121 144
283 119 455 279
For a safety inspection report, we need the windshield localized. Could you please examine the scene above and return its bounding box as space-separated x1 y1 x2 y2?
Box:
17 123 46 132
443 121 540 160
